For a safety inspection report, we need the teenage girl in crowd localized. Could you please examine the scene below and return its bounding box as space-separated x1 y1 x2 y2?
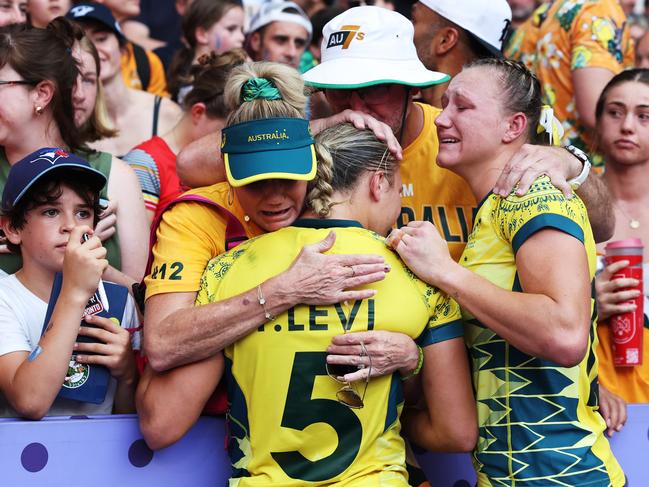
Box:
0 19 147 287
124 49 246 224
167 0 244 103
67 4 182 157
595 69 649 406
389 59 624 487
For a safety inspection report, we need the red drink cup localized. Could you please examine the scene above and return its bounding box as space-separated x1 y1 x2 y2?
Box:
605 238 644 366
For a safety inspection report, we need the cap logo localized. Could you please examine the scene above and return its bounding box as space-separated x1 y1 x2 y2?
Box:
69 5 94 17
248 129 289 143
326 25 365 50
32 149 70 165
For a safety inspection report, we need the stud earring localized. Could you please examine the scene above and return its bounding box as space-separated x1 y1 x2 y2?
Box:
244 215 250 222
34 106 44 115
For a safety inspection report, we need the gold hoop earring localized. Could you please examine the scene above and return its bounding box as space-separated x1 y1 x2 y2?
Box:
34 106 44 115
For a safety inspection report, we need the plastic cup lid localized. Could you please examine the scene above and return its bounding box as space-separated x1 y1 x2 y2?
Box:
605 238 644 250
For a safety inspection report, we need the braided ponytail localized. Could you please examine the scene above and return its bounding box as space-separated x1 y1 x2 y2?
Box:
306 123 397 216
307 142 335 217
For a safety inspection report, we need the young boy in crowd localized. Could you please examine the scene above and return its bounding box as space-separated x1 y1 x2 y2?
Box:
0 148 139 419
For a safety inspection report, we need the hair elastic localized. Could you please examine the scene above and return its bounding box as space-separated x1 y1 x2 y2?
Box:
240 77 282 102
537 105 564 146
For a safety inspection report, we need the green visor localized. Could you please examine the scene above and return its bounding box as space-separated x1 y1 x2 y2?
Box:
222 118 317 187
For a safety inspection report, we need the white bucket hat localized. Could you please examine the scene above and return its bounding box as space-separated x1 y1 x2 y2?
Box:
302 6 449 89
419 0 512 58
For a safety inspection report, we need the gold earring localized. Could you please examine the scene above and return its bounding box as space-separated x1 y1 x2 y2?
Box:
227 186 234 205
34 106 43 115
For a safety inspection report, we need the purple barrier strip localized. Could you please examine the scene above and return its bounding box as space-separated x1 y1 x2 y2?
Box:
1 405 647 485
0 414 229 486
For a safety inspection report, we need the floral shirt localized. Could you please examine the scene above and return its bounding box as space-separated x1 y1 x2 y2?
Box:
505 2 553 70
532 0 634 167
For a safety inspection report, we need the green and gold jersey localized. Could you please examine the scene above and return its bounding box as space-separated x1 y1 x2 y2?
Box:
461 177 624 487
196 219 463 487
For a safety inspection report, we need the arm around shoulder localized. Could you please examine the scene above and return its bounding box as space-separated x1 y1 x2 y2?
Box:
391 221 592 366
575 172 615 243
176 131 226 188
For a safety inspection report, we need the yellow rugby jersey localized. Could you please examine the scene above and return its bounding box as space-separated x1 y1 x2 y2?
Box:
196 219 463 487
460 177 624 486
144 182 263 300
399 102 477 262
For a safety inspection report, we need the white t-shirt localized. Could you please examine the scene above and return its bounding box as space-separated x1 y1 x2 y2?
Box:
0 274 139 417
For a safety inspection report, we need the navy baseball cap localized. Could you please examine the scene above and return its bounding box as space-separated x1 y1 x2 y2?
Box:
2 148 107 212
222 118 316 187
66 2 126 43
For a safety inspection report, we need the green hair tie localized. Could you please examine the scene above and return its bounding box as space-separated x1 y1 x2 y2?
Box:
241 77 282 102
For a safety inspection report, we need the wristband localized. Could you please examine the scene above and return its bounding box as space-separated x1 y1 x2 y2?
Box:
400 345 424 381
257 284 275 321
564 145 591 191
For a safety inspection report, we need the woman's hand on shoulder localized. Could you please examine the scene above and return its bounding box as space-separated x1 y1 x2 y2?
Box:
278 231 390 305
387 221 455 286
494 144 579 198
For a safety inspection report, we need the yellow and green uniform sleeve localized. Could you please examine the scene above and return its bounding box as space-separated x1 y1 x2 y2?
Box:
497 176 589 253
145 184 262 300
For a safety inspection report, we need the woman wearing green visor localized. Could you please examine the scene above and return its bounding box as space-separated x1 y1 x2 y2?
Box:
138 63 391 445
